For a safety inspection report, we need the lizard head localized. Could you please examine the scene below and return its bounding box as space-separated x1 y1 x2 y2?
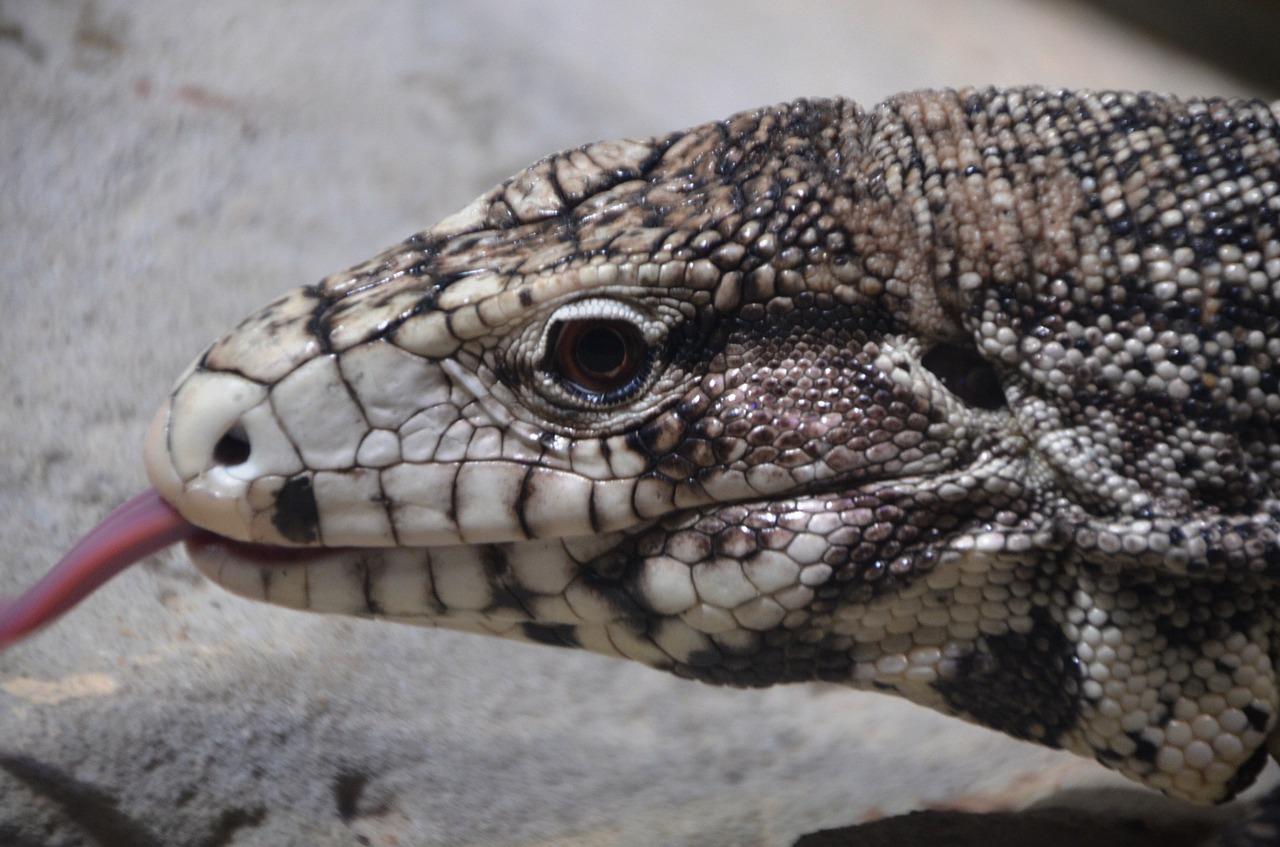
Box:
142 97 1016 664
144 96 992 656
8 90 1280 806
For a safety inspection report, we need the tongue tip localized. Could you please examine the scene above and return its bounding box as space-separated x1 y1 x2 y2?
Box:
0 602 32 649
0 489 196 651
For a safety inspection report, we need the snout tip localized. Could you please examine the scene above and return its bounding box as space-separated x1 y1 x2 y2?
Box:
142 377 262 543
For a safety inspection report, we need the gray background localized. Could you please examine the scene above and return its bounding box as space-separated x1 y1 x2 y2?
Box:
0 2 1271 845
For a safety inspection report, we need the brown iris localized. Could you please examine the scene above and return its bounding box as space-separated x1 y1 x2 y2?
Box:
550 319 648 399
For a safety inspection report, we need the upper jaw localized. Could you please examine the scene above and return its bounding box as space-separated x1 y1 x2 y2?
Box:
143 362 660 550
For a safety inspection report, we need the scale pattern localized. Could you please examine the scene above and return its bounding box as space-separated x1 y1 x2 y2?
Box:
144 88 1280 806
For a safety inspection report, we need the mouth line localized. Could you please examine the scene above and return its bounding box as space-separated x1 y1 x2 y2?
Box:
184 531 356 566
0 467 927 651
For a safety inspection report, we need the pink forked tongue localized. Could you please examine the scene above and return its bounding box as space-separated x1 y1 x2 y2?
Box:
0 489 198 649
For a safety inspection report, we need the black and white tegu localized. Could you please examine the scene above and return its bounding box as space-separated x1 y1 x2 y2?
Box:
4 87 1280 814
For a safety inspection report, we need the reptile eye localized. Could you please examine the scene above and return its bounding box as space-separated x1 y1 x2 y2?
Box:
550 319 649 399
534 298 666 411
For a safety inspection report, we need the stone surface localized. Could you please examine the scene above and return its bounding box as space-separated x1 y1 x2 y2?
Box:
0 1 1270 845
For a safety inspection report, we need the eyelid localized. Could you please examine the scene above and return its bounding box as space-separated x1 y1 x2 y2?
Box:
533 298 665 364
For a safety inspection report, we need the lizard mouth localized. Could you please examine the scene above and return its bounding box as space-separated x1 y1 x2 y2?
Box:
0 488 329 649
184 531 340 566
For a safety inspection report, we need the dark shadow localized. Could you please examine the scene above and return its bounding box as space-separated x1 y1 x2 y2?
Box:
0 754 165 847
793 785 1246 847
0 754 266 847
1072 0 1280 98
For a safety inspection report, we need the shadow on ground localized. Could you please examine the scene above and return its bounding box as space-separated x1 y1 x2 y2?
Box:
793 786 1250 847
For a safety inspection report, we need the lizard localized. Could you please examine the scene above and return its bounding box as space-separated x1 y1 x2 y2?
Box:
3 86 1280 826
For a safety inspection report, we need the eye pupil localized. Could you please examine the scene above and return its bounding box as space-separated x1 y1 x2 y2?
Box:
573 326 627 376
549 318 649 401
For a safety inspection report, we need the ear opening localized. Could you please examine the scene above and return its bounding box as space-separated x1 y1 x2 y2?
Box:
921 344 1006 410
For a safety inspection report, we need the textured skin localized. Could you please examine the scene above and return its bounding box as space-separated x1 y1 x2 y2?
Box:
144 88 1280 807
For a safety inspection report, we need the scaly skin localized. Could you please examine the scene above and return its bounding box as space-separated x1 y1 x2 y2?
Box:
143 88 1280 806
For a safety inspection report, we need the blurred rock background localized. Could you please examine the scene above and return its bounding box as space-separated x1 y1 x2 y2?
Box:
0 2 1274 845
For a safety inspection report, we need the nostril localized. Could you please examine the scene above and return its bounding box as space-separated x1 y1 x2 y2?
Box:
212 424 251 467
